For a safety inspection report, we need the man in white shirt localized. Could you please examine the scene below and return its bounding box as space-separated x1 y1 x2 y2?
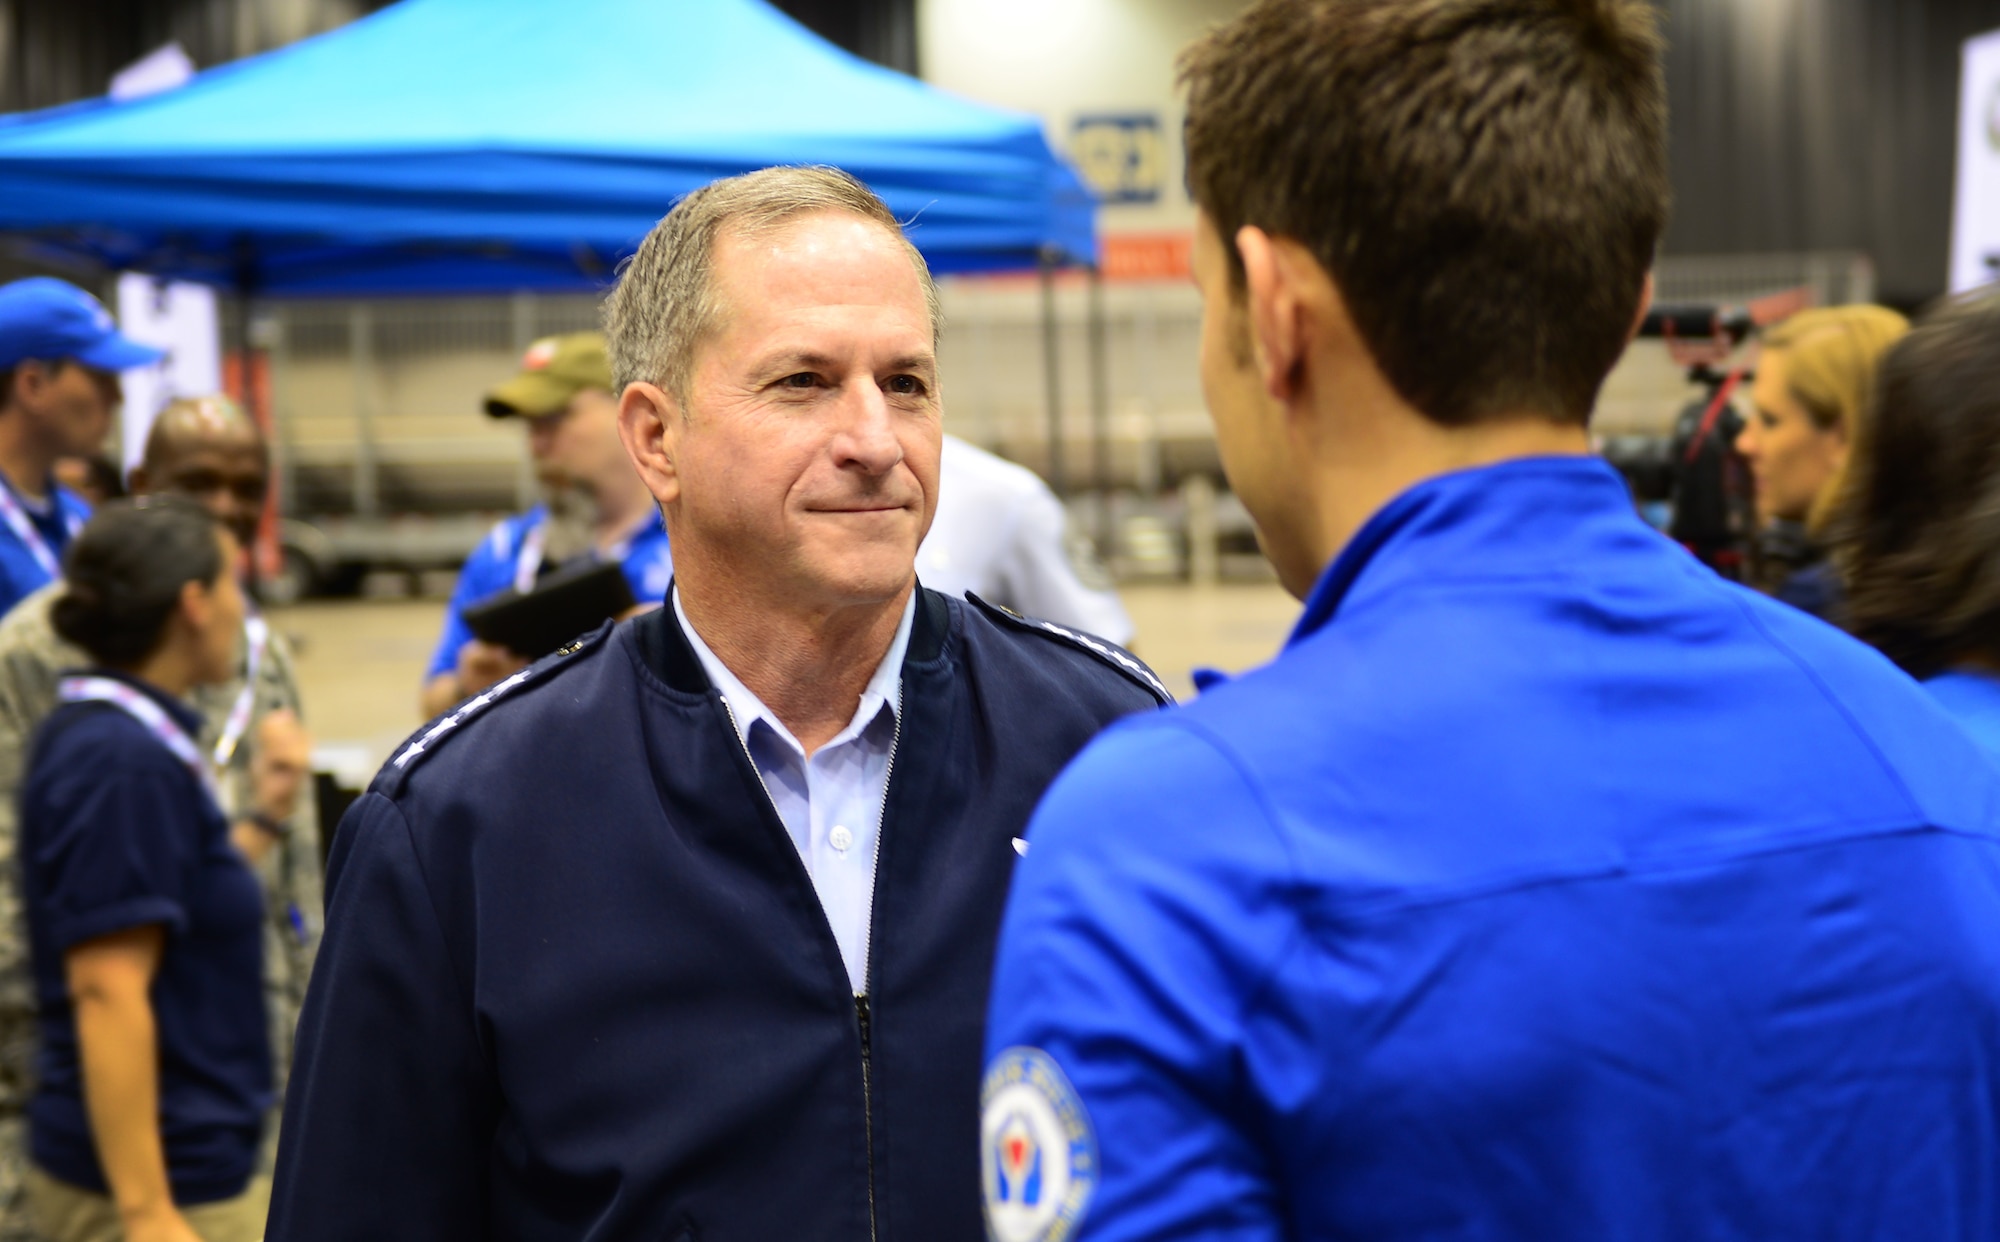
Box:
917 435 1134 645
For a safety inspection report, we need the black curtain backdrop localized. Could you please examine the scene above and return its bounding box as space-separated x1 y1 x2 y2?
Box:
0 0 915 114
772 0 918 76
0 0 396 113
1660 0 2000 306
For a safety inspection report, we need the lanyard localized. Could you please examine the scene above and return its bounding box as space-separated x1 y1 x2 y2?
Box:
512 508 660 596
514 513 649 592
59 673 307 945
513 520 548 593
210 613 271 769
0 477 78 580
57 675 218 804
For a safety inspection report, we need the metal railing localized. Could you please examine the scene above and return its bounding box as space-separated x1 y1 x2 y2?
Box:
235 250 1877 579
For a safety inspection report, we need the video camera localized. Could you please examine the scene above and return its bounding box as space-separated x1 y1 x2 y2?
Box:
1601 297 1799 580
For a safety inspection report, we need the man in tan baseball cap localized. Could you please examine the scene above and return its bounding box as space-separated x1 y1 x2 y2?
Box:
418 331 672 717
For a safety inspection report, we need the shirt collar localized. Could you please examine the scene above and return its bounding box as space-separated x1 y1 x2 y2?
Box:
672 586 915 756
0 471 56 516
1289 454 1639 648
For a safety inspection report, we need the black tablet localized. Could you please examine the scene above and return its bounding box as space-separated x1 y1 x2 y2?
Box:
460 559 637 659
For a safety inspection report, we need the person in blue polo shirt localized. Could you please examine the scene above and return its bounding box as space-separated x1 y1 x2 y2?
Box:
982 3 2000 1240
418 331 672 717
0 279 164 619
22 499 268 1242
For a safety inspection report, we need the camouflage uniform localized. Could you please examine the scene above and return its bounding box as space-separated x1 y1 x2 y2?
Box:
0 583 323 1240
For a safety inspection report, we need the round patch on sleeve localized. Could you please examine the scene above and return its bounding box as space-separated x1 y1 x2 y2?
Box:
981 1045 1098 1242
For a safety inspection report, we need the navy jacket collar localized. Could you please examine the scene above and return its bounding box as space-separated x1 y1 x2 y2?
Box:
1290 455 1639 647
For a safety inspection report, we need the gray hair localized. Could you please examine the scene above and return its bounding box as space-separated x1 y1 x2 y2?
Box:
604 165 943 401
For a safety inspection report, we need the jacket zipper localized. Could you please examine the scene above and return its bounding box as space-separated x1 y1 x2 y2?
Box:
717 691 901 1242
857 699 900 1242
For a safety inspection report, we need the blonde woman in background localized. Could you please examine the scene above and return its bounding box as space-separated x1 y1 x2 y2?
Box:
1734 304 1909 619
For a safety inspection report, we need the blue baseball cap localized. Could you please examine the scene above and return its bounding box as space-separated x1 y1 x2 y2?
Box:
0 277 166 372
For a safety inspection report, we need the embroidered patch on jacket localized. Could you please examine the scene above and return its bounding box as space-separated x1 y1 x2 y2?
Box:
981 1045 1097 1242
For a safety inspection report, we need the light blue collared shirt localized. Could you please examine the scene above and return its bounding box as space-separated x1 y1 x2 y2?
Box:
673 587 914 992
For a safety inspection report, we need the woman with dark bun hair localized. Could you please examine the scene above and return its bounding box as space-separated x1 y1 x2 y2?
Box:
1834 293 2000 754
19 498 270 1242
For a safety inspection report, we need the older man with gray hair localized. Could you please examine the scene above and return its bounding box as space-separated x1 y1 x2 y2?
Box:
266 165 1168 1242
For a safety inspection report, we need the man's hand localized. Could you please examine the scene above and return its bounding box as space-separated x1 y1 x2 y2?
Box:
251 708 311 825
234 709 312 866
456 640 531 700
122 1204 205 1242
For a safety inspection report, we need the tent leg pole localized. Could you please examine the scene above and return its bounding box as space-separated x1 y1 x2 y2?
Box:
234 292 260 429
350 305 380 520
1086 263 1111 555
1039 252 1066 500
270 305 295 520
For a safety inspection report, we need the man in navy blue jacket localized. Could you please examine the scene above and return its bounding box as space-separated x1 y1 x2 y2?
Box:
266 167 1168 1242
982 2 2000 1240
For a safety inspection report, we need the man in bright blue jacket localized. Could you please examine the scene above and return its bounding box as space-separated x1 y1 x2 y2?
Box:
981 2 2000 1240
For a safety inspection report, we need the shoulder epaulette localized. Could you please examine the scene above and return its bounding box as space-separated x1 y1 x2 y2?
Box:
966 593 1175 706
382 623 612 785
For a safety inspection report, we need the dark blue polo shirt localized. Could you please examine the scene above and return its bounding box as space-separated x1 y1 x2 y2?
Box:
21 670 271 1205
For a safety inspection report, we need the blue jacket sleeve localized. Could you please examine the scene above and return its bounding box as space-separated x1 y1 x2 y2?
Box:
267 792 494 1240
983 720 1300 1242
428 524 514 677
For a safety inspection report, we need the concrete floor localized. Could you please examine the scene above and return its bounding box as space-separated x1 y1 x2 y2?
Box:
272 582 1304 782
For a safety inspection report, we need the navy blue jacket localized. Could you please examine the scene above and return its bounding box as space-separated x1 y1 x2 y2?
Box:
267 589 1168 1241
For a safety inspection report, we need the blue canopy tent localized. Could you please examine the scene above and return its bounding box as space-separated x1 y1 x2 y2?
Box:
0 0 1108 500
0 0 1097 295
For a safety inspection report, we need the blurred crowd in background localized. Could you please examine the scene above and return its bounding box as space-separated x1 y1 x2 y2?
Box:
0 0 1994 1238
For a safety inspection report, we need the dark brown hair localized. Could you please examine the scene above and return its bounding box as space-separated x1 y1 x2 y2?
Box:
1179 0 1669 427
52 497 223 669
1833 294 2000 677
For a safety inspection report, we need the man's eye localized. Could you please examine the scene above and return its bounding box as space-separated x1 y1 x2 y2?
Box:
781 373 818 389
886 375 925 396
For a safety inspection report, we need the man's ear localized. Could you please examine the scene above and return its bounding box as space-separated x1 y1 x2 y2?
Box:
617 382 683 508
1626 270 1656 347
176 576 212 635
1236 226 1309 404
6 360 49 412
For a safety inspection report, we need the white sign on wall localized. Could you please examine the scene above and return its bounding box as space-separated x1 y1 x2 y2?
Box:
116 274 222 478
1949 27 2000 294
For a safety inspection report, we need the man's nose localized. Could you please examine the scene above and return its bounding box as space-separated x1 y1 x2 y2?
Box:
831 380 904 474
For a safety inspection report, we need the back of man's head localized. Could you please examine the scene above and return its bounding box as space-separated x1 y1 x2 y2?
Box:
1180 0 1668 428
